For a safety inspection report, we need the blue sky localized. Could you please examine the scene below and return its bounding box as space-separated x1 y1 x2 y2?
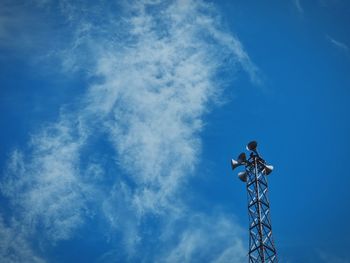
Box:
0 0 349 262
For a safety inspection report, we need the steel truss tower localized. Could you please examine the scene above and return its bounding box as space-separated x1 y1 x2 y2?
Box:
231 141 278 263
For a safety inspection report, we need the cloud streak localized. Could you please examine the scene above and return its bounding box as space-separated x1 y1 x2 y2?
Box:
326 35 349 53
294 0 304 14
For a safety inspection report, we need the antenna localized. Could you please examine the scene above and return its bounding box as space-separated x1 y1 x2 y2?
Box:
231 141 278 262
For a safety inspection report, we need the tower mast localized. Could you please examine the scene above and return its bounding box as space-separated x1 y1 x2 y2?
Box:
231 141 278 262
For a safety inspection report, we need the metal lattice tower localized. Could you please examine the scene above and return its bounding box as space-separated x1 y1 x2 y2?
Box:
231 141 278 263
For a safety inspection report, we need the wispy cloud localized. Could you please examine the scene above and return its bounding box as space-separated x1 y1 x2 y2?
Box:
97 211 246 263
0 2 32 49
293 0 304 14
1 0 258 261
326 35 349 53
158 213 246 263
1 117 94 242
0 1 54 57
318 250 349 263
0 216 44 263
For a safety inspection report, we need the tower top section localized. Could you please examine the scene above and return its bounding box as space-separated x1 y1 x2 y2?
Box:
231 141 274 182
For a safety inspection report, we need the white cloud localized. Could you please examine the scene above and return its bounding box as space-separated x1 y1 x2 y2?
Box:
1 117 94 242
85 2 256 257
84 0 259 220
1 0 258 261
